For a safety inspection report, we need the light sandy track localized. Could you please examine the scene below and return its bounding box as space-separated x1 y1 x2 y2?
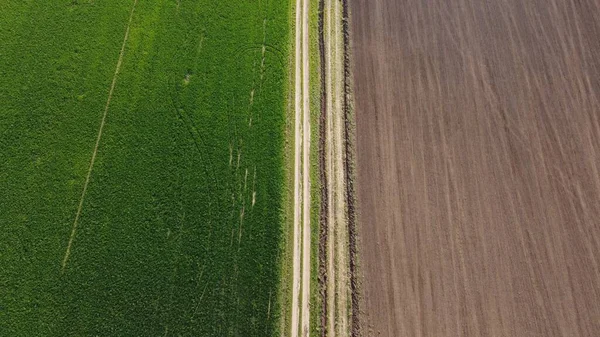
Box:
300 0 311 334
291 0 312 334
61 0 138 273
291 0 303 333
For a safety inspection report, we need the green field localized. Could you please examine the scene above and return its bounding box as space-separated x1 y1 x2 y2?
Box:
0 0 291 335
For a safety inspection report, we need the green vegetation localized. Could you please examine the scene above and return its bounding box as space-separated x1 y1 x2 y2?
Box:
309 0 323 335
0 0 290 335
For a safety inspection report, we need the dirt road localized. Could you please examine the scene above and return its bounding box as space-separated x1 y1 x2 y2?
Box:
292 0 312 335
301 0 312 334
351 0 600 336
291 0 303 334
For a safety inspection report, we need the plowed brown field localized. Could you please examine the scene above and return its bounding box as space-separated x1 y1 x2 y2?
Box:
351 0 600 336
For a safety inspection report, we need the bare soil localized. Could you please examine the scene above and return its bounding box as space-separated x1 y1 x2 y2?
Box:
350 0 600 336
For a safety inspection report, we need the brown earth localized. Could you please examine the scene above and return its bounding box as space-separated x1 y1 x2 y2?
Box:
350 0 600 336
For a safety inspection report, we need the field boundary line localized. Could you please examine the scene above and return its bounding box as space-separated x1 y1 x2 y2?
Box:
61 0 138 273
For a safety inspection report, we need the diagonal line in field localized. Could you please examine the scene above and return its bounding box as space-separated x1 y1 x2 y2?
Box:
61 0 139 273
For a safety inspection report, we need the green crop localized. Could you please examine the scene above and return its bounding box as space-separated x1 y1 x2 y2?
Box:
0 0 290 335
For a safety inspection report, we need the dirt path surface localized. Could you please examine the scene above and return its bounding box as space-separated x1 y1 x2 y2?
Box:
351 0 600 336
292 0 312 335
61 0 138 273
300 0 312 334
291 0 303 334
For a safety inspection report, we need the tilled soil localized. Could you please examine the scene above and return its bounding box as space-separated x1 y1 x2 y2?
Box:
350 0 600 336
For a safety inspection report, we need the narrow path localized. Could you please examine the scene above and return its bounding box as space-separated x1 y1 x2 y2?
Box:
292 0 312 335
291 0 303 333
300 0 312 333
61 0 138 273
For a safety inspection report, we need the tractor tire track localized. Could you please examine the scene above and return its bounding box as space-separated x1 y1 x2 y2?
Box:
61 0 138 273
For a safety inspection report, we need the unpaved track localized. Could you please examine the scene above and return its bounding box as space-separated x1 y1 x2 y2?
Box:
291 0 303 334
300 0 311 333
351 0 600 336
291 0 303 333
292 0 312 335
61 0 138 272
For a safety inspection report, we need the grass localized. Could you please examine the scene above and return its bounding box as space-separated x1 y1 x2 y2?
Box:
308 0 323 334
0 0 290 335
277 1 299 335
